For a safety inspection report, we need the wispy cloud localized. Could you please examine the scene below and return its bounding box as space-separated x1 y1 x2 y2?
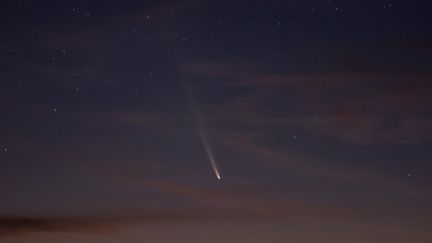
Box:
0 209 241 238
181 60 432 144
222 138 415 192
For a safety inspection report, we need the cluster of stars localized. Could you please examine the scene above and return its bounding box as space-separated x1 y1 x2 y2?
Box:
71 8 91 17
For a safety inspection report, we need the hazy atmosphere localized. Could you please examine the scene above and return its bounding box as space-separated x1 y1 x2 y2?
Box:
1 0 431 242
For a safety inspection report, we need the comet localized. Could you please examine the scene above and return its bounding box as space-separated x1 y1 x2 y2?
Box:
196 121 222 180
186 82 222 180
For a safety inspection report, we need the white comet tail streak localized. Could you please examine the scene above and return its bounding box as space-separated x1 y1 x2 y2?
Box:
186 83 222 180
197 123 221 180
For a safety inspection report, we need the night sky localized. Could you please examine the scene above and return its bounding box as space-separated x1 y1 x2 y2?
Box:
1 0 432 242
